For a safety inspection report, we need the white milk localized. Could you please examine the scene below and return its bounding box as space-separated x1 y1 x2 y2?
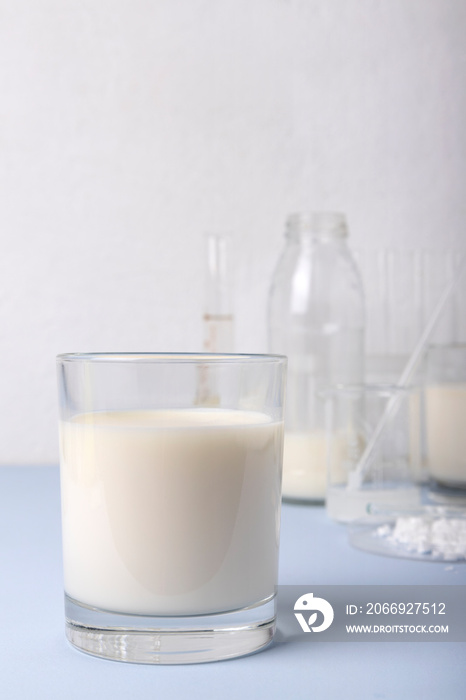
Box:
282 432 327 501
59 409 283 616
425 384 466 487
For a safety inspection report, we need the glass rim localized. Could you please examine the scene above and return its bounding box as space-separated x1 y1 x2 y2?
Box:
56 352 287 365
321 382 417 398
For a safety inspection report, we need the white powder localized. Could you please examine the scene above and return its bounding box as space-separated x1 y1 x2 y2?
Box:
376 515 466 561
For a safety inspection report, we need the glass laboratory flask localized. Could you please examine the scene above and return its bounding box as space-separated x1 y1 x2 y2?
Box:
268 212 365 503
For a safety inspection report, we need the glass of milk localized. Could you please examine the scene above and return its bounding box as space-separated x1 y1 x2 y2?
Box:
56 353 286 664
426 344 466 489
325 384 422 523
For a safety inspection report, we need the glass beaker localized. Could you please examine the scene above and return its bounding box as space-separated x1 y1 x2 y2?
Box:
425 344 466 489
325 384 422 523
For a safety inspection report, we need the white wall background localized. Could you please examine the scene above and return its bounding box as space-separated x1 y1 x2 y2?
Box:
1 0 465 464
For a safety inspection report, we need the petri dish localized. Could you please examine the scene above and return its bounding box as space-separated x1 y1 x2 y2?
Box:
348 489 466 562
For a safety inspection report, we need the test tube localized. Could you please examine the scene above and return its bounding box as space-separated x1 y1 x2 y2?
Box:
195 234 234 406
203 233 234 353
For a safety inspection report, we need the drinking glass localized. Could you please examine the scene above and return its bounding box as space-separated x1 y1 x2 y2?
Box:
57 353 286 664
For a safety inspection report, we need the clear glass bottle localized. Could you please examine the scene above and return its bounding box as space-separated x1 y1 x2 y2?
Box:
268 212 365 503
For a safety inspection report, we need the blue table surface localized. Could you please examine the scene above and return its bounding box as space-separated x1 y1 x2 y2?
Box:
1 467 465 700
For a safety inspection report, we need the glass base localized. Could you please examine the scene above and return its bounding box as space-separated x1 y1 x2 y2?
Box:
431 477 466 492
326 485 421 523
65 594 276 664
282 494 324 506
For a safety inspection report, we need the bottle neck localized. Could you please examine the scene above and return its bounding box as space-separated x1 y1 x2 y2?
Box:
285 212 348 242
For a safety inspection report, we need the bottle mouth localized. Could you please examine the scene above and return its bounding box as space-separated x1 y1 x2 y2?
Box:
286 211 348 239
